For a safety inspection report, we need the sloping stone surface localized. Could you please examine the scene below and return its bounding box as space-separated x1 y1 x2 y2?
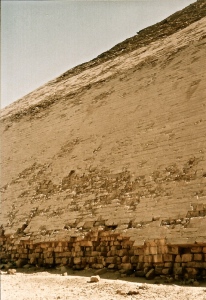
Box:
0 1 206 278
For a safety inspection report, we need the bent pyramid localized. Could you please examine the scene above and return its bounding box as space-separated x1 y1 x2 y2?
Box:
1 0 206 279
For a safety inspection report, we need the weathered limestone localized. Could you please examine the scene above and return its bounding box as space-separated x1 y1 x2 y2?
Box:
1 1 206 282
0 230 206 280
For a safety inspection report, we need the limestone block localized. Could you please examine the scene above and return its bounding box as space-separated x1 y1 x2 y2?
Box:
145 240 156 247
191 247 202 253
80 241 93 247
74 245 81 252
20 254 28 259
89 275 100 283
107 250 116 256
136 262 144 270
194 253 203 261
61 257 68 265
91 251 100 257
55 258 62 264
122 256 130 263
29 257 36 264
187 261 205 268
157 245 168 254
164 262 173 268
143 263 153 269
28 252 37 259
122 242 133 249
61 251 71 257
100 246 107 252
144 247 151 255
92 264 104 269
168 246 179 255
81 257 87 265
48 251 55 258
138 255 144 263
135 270 145 277
121 263 132 270
150 247 158 255
166 237 191 245
175 255 182 262
203 247 206 253
45 258 54 264
7 269 17 275
163 254 174 262
185 268 198 275
111 246 116 251
182 254 193 262
134 248 144 255
162 268 171 275
116 257 121 264
155 265 163 275
114 241 121 246
18 248 25 254
144 255 153 263
128 249 134 256
99 231 110 237
71 250 76 256
174 266 183 275
105 257 115 264
145 269 155 279
40 243 48 249
15 259 27 268
54 247 63 253
196 237 206 244
131 256 139 264
153 255 163 263
108 264 115 269
28 253 37 259
88 257 96 263
74 257 82 264
157 239 166 246
97 257 104 264
117 249 127 257
95 246 101 252
76 251 84 257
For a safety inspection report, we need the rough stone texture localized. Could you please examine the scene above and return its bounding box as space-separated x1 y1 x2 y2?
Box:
89 275 100 283
146 269 155 280
7 269 16 275
0 1 206 280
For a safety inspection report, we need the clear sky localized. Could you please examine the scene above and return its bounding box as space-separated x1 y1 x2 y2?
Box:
1 0 195 108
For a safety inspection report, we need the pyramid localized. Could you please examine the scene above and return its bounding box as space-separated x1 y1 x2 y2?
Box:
1 0 206 279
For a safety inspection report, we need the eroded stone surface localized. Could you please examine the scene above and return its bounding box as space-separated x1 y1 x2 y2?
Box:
0 1 206 280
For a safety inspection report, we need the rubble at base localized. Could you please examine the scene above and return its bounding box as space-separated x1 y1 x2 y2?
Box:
1 230 206 281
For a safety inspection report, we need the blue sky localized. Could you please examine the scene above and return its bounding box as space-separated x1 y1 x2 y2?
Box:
1 0 195 108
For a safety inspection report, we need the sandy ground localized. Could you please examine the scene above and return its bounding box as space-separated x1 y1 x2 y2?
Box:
1 269 206 300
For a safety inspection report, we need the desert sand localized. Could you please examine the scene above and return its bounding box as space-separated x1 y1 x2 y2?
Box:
1 268 206 300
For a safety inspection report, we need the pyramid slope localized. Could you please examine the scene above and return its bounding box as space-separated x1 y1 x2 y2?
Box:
1 4 206 277
2 0 206 120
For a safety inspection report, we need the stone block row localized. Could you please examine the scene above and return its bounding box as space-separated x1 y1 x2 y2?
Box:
1 230 206 280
